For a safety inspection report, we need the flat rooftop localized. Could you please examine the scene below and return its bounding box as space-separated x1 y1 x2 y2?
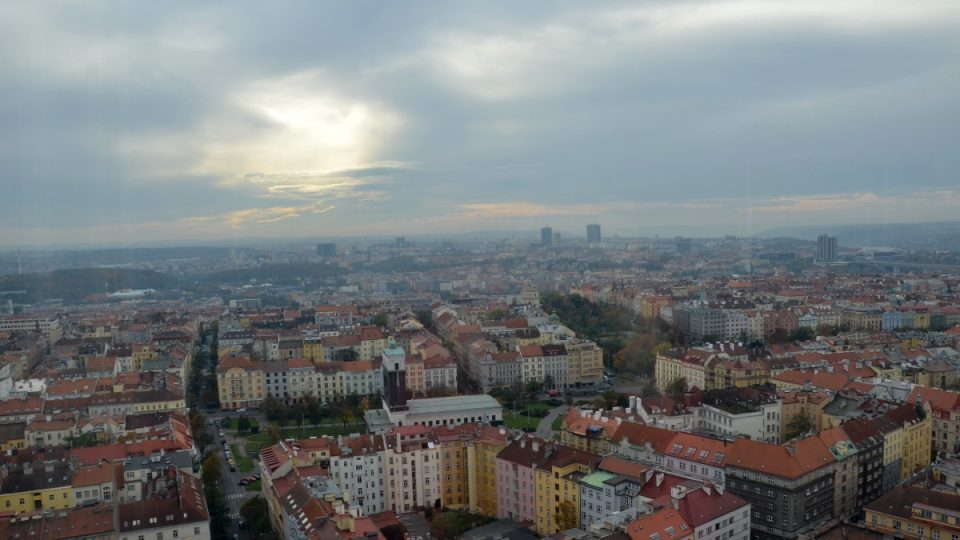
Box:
407 394 501 414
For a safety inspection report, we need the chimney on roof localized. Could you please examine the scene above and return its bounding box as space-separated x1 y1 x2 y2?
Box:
532 440 540 452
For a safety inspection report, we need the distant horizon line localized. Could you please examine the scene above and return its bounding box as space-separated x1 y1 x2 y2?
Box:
2 219 959 252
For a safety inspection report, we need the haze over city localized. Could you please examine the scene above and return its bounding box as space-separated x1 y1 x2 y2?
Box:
4 1 960 246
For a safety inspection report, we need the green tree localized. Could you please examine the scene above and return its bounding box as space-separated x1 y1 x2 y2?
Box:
333 348 359 361
237 415 251 433
640 379 661 398
373 313 389 328
260 395 287 423
241 496 278 539
426 385 457 398
380 524 407 540
666 376 688 398
524 380 542 399
791 327 815 341
555 500 578 531
302 396 323 424
815 323 839 337
414 309 433 329
543 374 556 390
205 484 231 539
341 410 355 427
784 412 813 440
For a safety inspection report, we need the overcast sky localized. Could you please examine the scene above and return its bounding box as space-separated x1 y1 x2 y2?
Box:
3 1 960 246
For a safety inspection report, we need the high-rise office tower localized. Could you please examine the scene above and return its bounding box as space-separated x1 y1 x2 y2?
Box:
553 231 561 245
817 234 838 262
586 224 601 243
541 226 553 246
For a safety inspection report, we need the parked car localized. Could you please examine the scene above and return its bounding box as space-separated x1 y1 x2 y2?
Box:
229 465 236 472
238 479 249 486
253 473 261 480
236 408 247 413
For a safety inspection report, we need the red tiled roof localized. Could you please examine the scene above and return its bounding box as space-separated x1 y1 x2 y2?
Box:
726 436 835 479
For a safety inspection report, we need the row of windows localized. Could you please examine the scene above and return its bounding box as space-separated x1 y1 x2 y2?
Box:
120 526 202 540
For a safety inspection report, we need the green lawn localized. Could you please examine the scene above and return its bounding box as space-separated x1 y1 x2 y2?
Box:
525 401 552 413
222 416 260 434
244 479 261 492
551 415 564 431
245 439 271 455
231 444 255 472
503 414 540 431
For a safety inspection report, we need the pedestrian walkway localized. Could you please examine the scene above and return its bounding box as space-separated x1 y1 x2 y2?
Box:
536 405 566 439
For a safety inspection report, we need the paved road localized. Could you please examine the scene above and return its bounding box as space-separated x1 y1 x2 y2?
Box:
203 417 258 539
536 405 567 439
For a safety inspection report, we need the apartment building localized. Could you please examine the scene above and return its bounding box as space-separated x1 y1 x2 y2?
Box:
496 436 550 523
725 437 837 539
534 445 599 535
864 486 960 540
216 354 265 410
385 425 442 514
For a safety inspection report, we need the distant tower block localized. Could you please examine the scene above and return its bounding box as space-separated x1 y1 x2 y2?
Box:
817 235 838 262
540 226 553 246
587 224 601 243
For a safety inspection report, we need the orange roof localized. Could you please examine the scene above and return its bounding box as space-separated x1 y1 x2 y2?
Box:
340 359 381 373
817 426 851 449
288 357 313 369
610 421 676 453
664 433 730 466
626 506 693 540
727 436 835 479
563 408 620 438
72 463 119 487
217 354 258 372
907 386 960 412
599 455 649 479
518 344 542 357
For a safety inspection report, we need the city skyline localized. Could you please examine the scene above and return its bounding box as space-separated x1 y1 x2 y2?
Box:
4 1 960 245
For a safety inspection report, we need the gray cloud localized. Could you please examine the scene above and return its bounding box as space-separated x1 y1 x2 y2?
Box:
2 1 959 244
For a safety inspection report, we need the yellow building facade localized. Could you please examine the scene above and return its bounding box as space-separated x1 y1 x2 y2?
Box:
303 338 325 364
469 429 508 517
216 356 265 410
439 435 470 510
534 448 596 535
899 404 932 481
0 473 74 513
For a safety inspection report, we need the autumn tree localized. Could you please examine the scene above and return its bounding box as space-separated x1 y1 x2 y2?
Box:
202 452 222 485
555 500 578 531
613 334 670 376
266 423 283 444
